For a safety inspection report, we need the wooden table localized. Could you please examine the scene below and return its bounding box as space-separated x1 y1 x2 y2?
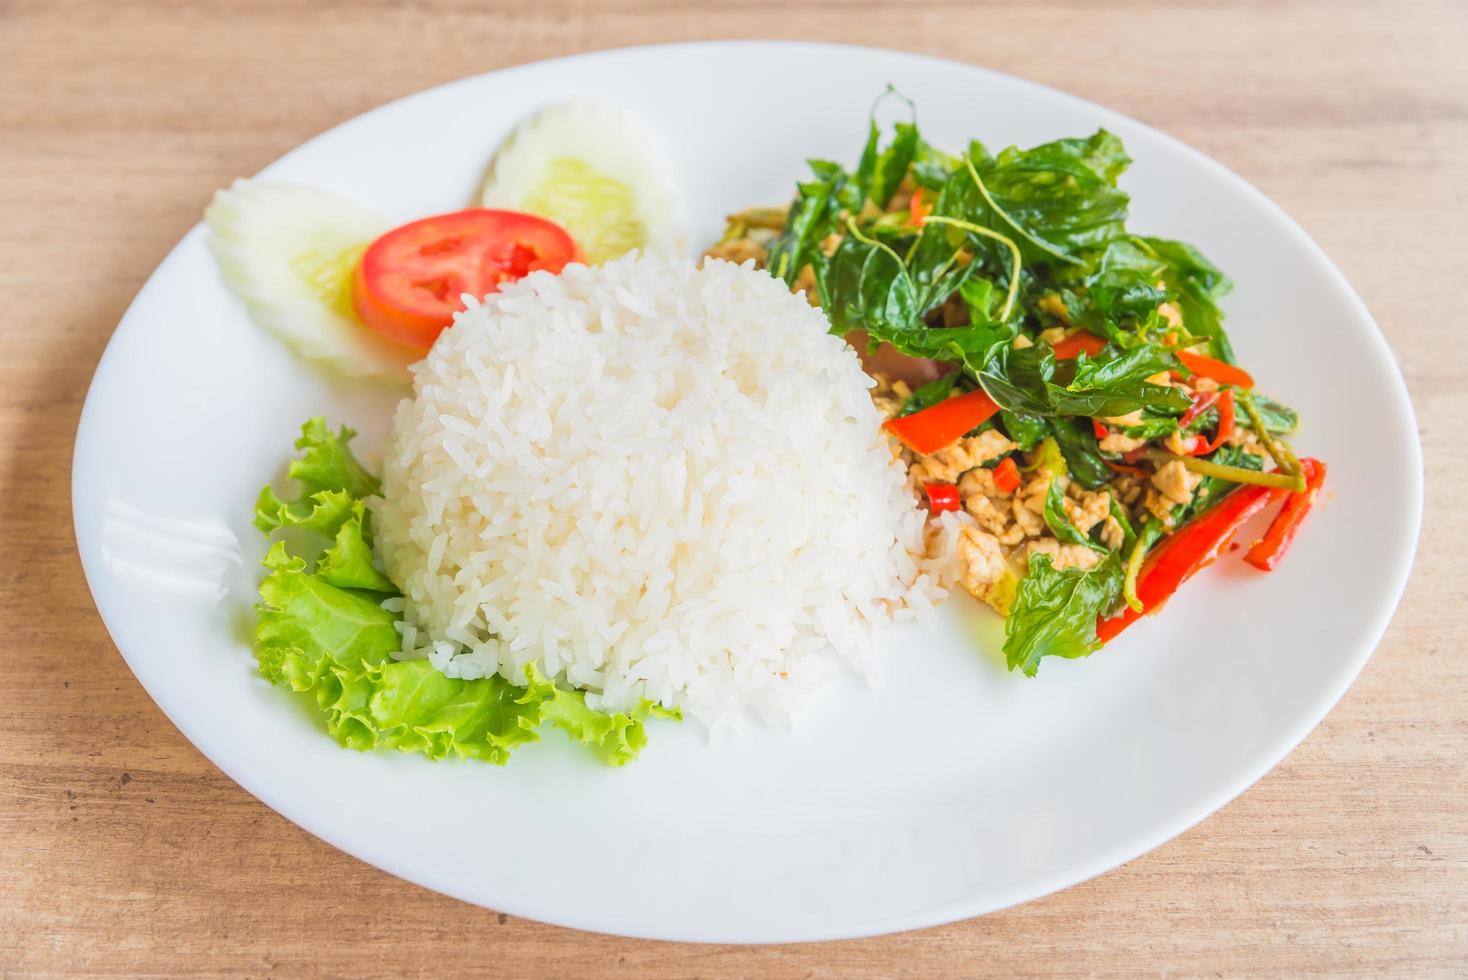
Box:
3 0 1464 974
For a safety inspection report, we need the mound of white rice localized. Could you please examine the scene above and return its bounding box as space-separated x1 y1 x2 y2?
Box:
372 254 940 728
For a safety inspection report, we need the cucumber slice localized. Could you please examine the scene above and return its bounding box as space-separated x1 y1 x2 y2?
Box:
480 101 680 264
205 179 415 382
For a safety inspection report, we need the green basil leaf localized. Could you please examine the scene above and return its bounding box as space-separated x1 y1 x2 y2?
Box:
1004 553 1124 676
900 374 960 416
1000 410 1049 451
1052 417 1112 490
1138 236 1234 362
963 131 1132 266
1043 474 1108 554
871 121 919 209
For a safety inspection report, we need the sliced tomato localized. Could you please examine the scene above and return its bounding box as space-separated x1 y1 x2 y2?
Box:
353 209 578 350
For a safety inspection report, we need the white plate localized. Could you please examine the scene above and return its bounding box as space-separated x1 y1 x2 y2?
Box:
72 42 1421 942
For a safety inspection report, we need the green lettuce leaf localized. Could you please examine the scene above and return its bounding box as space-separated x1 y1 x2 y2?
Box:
287 417 381 499
253 417 675 766
254 485 355 536
316 504 396 592
255 542 399 681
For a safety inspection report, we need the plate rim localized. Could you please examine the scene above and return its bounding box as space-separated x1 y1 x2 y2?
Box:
71 39 1424 943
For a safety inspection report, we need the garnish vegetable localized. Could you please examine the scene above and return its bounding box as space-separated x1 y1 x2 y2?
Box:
353 209 578 351
480 101 680 263
205 179 416 381
253 418 675 765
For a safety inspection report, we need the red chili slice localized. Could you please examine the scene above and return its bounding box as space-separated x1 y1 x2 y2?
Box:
1188 388 1235 456
993 457 1022 494
923 482 961 514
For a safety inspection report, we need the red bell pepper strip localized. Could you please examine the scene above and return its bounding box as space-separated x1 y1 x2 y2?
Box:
1176 350 1255 389
1121 447 1150 465
1050 331 1106 360
1092 419 1109 439
1243 458 1326 571
923 482 961 514
1188 388 1235 456
883 389 1001 455
992 457 1022 494
909 187 931 226
1104 459 1149 478
1096 482 1288 642
1177 390 1219 430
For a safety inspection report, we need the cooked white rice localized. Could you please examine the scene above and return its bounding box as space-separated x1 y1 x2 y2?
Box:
371 253 941 728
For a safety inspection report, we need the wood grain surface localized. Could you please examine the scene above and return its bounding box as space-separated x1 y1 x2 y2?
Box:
2 0 1465 974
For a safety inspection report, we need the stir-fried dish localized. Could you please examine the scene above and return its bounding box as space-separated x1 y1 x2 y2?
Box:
710 94 1326 676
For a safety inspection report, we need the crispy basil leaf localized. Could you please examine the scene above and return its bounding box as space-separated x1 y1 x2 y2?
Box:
979 344 1057 416
871 121 919 209
1121 414 1182 442
1082 240 1169 331
911 137 960 189
858 241 919 334
848 121 881 210
767 164 841 284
